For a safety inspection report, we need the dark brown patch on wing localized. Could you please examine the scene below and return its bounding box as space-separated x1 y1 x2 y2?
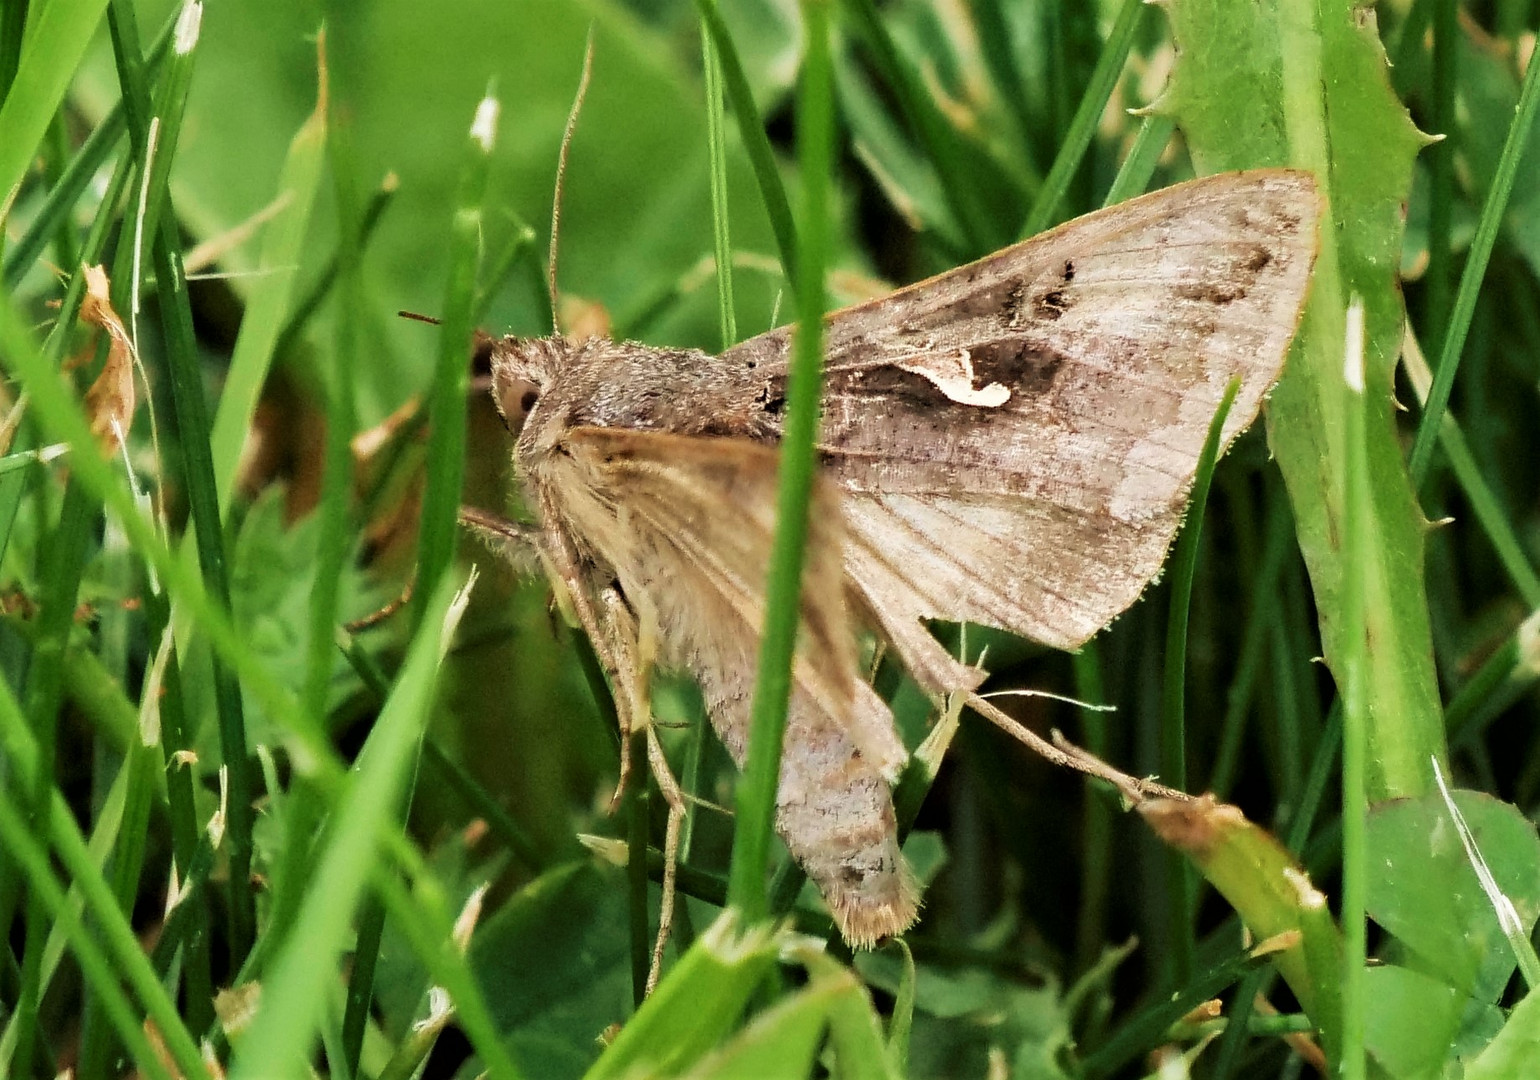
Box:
1177 279 1249 305
1034 288 1073 321
970 339 1065 393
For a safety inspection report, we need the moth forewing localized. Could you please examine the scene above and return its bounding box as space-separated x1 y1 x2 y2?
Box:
482 168 1322 953
536 426 916 941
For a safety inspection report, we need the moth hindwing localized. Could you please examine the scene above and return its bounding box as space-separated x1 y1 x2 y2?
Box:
475 168 1322 947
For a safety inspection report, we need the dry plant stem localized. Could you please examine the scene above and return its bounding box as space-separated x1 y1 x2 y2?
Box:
343 573 415 634
966 693 1191 804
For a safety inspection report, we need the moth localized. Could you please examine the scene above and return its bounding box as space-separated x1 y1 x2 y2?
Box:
467 168 1320 966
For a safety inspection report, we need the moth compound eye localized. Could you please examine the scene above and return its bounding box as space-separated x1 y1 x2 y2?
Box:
493 373 542 435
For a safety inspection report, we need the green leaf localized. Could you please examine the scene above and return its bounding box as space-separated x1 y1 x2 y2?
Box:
584 911 783 1080
1160 0 1444 803
1362 964 1502 1080
1366 789 1540 1002
0 0 112 207
230 486 389 739
468 860 632 1079
1465 984 1540 1080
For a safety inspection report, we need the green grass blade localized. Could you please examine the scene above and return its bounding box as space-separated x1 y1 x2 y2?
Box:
1102 113 1175 208
0 793 181 1080
0 686 208 1079
702 20 737 348
1021 0 1148 236
228 570 471 1080
0 6 177 287
206 75 328 519
154 210 261 967
728 0 834 926
0 0 112 210
1159 375 1239 985
308 57 356 728
1408 34 1540 483
274 171 398 358
1339 300 1371 1080
1421 0 1457 355
1447 609 1540 746
839 0 1006 252
695 0 798 287
3 106 125 285
414 90 495 626
343 88 497 1071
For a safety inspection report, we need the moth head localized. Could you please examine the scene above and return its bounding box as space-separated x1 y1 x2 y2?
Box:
488 335 566 435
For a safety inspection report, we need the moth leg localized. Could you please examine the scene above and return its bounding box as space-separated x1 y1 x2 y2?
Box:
598 584 652 811
591 583 681 993
965 693 1190 803
643 726 684 996
531 491 645 808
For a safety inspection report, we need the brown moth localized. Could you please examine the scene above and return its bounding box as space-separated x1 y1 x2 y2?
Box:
470 168 1320 956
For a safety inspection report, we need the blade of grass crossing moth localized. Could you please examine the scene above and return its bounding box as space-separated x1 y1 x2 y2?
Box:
694 0 799 289
1408 4 1540 485
1020 0 1147 236
728 0 834 927
0 0 112 209
228 571 475 1080
1340 299 1370 1080
207 62 329 519
0 684 207 1079
701 19 736 348
343 89 498 1071
1159 375 1240 985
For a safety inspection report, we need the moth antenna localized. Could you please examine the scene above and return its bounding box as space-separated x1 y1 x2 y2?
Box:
548 26 595 333
397 309 442 326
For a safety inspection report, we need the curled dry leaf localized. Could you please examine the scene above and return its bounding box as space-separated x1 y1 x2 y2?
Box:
79 264 138 457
